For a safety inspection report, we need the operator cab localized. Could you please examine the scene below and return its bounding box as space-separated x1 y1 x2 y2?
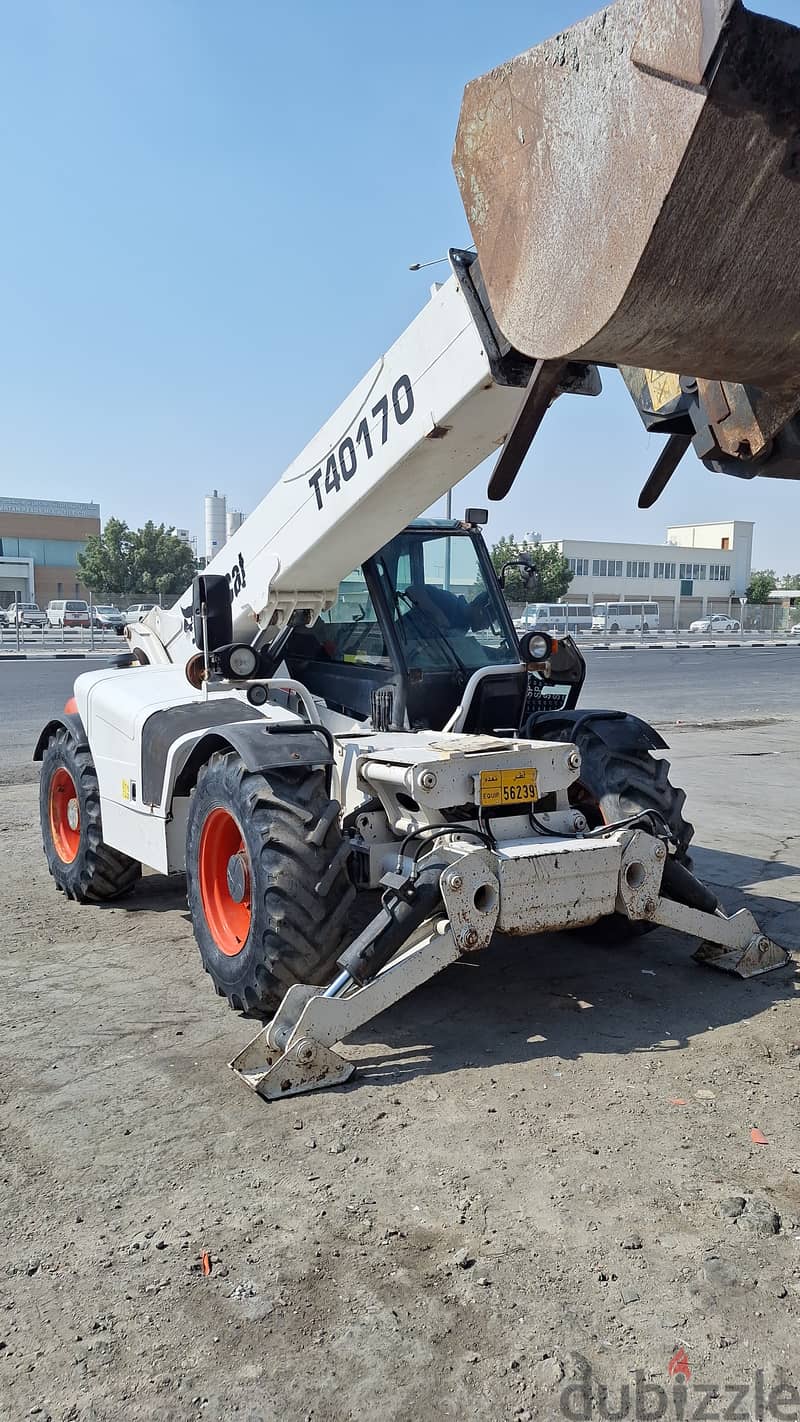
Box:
285 519 527 734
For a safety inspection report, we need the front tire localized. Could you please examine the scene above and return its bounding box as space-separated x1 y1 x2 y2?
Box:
39 731 141 901
185 751 355 1015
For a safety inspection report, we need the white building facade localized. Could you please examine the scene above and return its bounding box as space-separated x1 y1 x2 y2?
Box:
542 521 753 629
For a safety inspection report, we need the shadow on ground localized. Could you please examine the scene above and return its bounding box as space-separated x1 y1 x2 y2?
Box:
338 842 800 1091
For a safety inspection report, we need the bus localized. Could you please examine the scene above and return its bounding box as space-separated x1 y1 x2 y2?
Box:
515 603 594 635
591 602 660 633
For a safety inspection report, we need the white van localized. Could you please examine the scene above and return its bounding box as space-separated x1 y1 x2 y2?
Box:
46 599 91 628
591 602 660 633
515 603 593 635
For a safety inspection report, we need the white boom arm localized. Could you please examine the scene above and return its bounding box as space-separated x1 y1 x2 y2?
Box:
134 262 528 667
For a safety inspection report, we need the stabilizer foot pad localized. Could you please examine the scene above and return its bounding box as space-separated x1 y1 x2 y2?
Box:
230 1029 355 1100
694 933 790 978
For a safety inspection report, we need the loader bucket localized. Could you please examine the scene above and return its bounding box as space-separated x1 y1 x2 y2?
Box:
453 0 800 390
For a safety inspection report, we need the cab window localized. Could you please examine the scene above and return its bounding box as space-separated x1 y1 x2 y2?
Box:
291 576 390 669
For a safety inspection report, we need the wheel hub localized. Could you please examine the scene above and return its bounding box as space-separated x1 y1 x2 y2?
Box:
198 807 253 956
48 766 81 863
226 851 250 904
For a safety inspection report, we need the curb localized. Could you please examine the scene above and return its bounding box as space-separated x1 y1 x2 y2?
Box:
581 641 799 652
0 652 98 662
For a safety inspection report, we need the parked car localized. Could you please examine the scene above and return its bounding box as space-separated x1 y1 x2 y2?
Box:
46 599 91 628
123 603 157 624
92 604 126 634
688 613 741 634
8 602 46 627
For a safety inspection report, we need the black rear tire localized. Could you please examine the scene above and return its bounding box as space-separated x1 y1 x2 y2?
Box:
39 730 142 902
185 751 356 1015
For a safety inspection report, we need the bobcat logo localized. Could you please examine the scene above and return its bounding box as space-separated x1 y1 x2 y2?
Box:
227 551 247 600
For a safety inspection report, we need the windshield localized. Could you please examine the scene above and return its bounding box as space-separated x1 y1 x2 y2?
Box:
374 530 518 672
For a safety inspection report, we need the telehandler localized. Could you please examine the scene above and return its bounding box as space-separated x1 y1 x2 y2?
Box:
35 0 797 1098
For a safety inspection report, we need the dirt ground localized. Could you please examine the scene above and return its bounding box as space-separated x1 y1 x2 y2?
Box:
1 718 799 1422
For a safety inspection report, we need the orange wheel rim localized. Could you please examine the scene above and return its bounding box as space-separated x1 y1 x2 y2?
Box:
198 808 252 956
49 767 81 863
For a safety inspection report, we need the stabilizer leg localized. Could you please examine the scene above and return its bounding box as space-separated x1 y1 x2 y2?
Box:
229 920 461 1100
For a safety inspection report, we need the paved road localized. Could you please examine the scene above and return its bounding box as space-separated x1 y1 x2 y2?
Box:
0 647 796 775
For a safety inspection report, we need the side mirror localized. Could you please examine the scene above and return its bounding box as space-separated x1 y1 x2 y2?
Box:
192 573 233 654
499 553 542 597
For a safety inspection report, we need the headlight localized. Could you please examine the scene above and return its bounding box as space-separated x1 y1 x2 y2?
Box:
228 644 258 678
521 630 552 661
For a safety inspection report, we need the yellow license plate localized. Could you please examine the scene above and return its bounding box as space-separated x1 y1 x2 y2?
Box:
479 767 538 807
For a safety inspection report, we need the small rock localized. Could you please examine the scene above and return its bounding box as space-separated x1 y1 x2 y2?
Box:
738 1198 780 1236
775 1284 788 1298
476 1276 491 1286
620 1286 640 1305
454 1247 476 1270
231 1281 258 1301
293 1119 303 1131
330 1140 346 1155
717 1197 746 1220
619 1234 643 1250
532 1357 563 1390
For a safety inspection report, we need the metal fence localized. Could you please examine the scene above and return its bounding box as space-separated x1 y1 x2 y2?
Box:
0 591 169 653
507 601 798 637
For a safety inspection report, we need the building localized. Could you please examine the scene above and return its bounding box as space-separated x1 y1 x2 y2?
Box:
174 527 198 558
0 496 100 611
542 520 753 629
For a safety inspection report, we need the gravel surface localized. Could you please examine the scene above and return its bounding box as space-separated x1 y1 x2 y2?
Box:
1 718 799 1420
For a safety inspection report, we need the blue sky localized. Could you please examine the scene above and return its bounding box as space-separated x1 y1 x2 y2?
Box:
1 0 797 572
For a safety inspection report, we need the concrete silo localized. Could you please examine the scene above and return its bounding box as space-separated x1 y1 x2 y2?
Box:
204 491 227 563
226 508 244 541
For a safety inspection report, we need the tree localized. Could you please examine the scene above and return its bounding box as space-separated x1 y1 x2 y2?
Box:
129 521 197 597
490 535 573 604
779 572 800 590
746 569 776 605
78 519 196 598
77 517 137 597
